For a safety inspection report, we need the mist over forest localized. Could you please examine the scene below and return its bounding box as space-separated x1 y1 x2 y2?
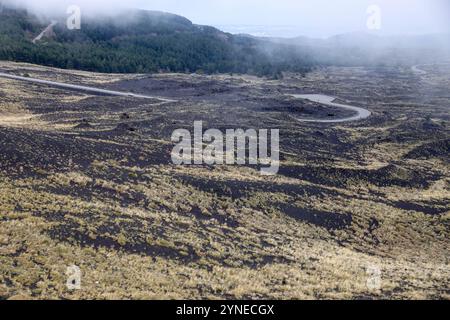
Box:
0 0 449 75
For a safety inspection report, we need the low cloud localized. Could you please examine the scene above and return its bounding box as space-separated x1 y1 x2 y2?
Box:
3 0 450 37
2 0 131 16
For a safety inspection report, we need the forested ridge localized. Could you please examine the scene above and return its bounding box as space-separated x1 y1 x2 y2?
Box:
0 7 315 77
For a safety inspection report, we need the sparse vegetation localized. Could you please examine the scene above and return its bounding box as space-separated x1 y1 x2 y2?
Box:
0 61 449 300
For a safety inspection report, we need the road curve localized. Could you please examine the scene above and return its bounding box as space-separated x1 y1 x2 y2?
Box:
291 94 372 123
411 65 427 75
0 72 175 102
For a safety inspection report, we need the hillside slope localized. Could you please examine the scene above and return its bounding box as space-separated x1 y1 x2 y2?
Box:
0 6 314 76
0 61 449 299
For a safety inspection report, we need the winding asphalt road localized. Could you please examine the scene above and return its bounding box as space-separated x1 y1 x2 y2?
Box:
0 72 175 102
291 94 372 123
0 71 372 122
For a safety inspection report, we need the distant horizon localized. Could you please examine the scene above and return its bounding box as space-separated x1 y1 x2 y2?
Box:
211 24 450 39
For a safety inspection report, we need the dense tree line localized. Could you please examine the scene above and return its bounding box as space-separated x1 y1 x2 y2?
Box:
0 8 315 77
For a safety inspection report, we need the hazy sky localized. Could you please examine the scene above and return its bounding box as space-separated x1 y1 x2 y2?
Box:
5 0 450 37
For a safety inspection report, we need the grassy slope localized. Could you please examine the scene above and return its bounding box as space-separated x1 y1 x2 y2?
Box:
0 61 448 299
